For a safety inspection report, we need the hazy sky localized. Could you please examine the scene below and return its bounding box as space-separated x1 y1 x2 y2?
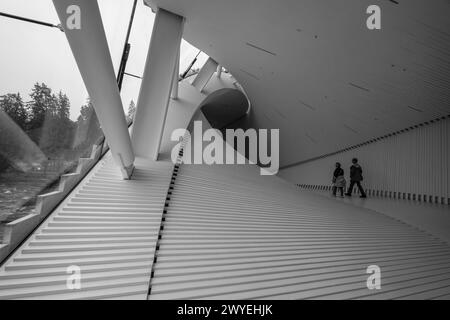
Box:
0 0 208 120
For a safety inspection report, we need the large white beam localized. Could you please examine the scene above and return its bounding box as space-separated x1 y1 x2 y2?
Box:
131 8 184 160
53 0 134 179
191 57 219 92
217 64 222 78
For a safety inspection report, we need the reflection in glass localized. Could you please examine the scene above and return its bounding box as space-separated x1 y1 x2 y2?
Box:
0 84 104 229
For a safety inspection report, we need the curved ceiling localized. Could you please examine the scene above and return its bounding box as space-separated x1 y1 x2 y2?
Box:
200 88 249 129
144 0 450 167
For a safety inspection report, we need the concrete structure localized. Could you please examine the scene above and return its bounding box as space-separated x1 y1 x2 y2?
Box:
0 0 449 300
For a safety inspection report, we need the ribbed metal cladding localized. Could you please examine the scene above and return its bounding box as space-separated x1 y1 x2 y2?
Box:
0 155 173 300
280 117 450 204
149 163 450 300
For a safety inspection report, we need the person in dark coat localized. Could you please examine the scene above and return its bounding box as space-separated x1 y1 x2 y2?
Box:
345 158 367 198
332 162 346 197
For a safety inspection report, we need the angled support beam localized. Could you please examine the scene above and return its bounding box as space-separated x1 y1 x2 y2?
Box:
52 0 134 179
217 64 222 78
170 46 180 100
131 8 184 160
191 57 219 92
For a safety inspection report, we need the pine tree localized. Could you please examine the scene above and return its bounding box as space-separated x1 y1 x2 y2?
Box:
25 84 75 155
127 100 136 123
57 91 70 120
27 82 58 131
0 93 27 130
74 98 102 148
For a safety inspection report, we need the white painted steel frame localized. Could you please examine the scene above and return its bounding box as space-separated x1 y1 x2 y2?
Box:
191 57 219 92
131 8 184 160
53 0 135 179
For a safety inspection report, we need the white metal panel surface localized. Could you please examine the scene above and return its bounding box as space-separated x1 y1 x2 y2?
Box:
150 163 450 300
1 149 449 300
280 117 450 204
0 154 173 299
144 0 450 166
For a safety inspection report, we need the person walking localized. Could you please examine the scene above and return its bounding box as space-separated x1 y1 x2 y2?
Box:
345 158 367 198
332 162 346 197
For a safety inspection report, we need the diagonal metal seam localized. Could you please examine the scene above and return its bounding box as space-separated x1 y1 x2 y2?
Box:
238 68 260 80
146 149 184 297
245 42 277 56
348 82 370 92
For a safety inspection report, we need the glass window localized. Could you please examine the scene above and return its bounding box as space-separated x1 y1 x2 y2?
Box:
0 0 112 235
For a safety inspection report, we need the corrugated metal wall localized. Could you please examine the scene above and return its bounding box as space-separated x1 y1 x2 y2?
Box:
279 117 450 205
149 162 450 300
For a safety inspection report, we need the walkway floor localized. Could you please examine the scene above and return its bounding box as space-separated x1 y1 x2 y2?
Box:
308 189 450 245
149 163 450 300
2 155 450 299
0 155 173 299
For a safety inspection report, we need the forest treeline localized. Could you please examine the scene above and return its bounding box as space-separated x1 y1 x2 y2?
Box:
0 82 135 171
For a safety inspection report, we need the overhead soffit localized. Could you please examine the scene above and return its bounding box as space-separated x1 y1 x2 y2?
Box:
144 0 450 166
